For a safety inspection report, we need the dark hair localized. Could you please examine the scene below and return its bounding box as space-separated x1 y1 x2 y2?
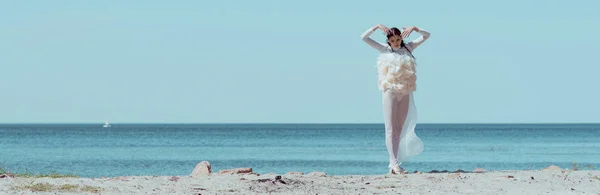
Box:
386 27 415 59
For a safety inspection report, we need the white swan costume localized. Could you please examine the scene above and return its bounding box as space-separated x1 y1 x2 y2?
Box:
361 26 430 168
377 52 423 164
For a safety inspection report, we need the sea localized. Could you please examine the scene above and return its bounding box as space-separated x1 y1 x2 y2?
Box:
1 123 599 178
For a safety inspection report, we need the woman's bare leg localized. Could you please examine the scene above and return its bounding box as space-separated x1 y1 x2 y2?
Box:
383 91 410 169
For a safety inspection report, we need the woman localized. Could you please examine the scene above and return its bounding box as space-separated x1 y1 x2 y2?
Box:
361 24 430 174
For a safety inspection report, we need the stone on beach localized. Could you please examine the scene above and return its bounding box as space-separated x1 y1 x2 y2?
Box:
0 174 14 179
218 168 253 175
473 168 487 173
542 165 562 171
190 161 212 176
307 171 327 177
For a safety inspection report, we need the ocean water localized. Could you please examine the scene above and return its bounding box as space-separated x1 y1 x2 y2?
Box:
1 123 599 178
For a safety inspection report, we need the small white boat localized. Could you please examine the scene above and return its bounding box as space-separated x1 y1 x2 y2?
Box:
103 120 111 128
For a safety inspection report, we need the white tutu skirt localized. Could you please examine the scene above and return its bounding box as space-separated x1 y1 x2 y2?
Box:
377 52 424 161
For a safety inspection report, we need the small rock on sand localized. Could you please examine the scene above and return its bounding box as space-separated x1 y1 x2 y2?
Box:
190 161 212 176
473 168 487 173
307 172 326 177
218 168 253 175
169 176 180 182
287 172 304 175
542 165 562 171
454 169 467 173
0 174 14 179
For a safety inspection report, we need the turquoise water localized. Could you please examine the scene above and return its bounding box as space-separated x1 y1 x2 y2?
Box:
1 124 599 177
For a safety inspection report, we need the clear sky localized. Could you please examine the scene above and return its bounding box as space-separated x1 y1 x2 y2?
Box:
1 0 599 124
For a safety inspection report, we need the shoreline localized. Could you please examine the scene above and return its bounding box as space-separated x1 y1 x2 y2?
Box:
2 168 599 195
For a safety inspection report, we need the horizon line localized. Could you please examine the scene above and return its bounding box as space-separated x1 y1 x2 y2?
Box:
1 122 599 125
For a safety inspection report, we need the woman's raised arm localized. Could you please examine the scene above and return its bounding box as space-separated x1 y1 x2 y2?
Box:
361 24 391 52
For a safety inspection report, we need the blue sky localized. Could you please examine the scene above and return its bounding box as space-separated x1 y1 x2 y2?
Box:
1 0 599 123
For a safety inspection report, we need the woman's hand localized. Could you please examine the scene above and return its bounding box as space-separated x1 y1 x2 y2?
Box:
401 26 419 38
377 24 392 35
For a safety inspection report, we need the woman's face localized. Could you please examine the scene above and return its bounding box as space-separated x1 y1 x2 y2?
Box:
388 35 403 49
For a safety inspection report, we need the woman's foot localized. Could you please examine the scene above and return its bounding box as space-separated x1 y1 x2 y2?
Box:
390 165 408 174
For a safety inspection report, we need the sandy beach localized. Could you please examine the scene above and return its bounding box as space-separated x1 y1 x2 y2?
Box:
2 166 599 195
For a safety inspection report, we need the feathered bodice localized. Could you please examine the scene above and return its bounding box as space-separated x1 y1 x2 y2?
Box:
376 52 417 96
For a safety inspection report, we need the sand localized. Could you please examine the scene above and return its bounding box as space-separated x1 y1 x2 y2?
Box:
1 170 599 195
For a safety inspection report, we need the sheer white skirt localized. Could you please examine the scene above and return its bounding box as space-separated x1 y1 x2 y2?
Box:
377 52 424 167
